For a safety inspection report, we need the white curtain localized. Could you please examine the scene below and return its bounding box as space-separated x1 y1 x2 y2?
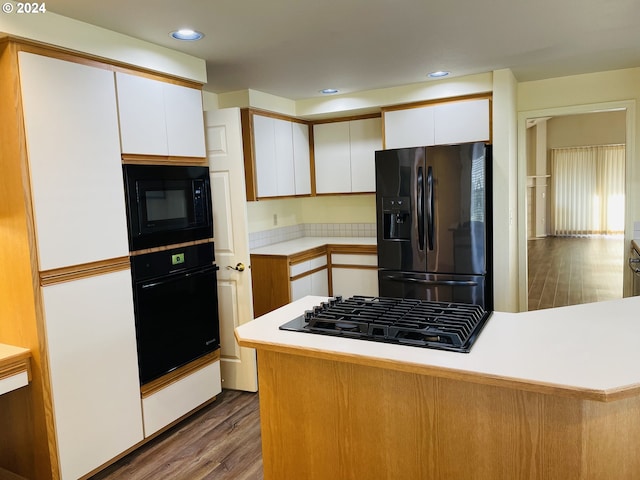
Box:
551 145 625 236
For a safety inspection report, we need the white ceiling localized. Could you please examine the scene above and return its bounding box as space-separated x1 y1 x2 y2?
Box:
48 0 640 100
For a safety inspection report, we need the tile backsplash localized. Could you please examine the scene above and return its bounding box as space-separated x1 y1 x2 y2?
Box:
249 223 376 249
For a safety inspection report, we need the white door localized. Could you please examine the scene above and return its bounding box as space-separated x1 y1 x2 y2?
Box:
205 108 258 392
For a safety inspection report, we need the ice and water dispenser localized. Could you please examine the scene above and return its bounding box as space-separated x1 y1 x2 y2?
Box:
382 197 411 240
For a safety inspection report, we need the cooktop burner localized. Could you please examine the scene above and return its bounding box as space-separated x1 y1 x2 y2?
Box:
279 296 492 353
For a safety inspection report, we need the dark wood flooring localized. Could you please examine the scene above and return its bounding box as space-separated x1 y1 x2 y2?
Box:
527 236 624 310
89 389 263 480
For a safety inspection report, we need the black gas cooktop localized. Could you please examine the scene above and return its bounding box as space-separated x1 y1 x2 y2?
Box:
279 296 491 353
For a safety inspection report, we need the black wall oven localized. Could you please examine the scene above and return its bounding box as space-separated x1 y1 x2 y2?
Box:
123 164 213 251
131 243 220 385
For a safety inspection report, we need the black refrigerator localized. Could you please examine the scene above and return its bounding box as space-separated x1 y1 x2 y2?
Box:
375 142 493 310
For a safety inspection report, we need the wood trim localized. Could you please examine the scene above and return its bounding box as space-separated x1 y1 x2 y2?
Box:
310 112 382 125
327 244 377 255
0 356 31 383
241 108 258 201
289 246 327 264
380 92 493 113
290 265 329 282
39 257 130 286
121 154 208 166
330 264 377 271
129 238 214 256
140 350 221 399
245 107 312 125
7 37 203 89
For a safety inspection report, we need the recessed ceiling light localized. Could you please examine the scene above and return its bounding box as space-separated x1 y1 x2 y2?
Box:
427 71 450 78
320 88 339 95
170 29 204 41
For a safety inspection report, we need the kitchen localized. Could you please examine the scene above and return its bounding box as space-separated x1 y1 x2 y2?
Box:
2 1 640 479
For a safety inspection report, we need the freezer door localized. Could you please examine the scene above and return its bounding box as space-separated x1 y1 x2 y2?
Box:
378 270 488 309
376 147 426 271
426 143 488 275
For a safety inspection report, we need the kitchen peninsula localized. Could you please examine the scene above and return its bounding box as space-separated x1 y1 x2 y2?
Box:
236 295 640 479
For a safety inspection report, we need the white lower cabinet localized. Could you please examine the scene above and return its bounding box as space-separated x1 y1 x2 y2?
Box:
42 270 143 480
142 361 222 437
331 254 379 298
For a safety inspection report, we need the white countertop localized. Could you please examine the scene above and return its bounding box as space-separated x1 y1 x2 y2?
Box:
236 295 640 401
251 236 376 256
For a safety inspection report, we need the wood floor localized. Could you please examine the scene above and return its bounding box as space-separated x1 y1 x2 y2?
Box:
527 236 624 310
89 389 263 480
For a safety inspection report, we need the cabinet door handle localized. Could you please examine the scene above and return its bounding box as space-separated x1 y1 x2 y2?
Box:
227 262 246 272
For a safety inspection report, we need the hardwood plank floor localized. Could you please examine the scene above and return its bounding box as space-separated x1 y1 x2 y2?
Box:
89 390 263 480
527 236 624 310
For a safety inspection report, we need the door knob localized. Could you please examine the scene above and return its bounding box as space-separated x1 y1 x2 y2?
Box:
227 262 245 272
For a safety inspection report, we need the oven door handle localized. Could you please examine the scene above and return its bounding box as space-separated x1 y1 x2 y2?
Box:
140 264 219 289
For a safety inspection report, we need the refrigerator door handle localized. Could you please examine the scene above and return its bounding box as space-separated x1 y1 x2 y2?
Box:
427 166 434 250
417 166 425 250
385 275 478 287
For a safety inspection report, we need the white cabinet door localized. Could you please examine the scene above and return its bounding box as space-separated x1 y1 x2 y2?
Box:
42 270 143 480
349 117 382 192
273 117 296 196
383 106 435 149
116 72 206 157
164 82 206 157
291 275 312 301
292 122 311 195
311 269 329 296
114 72 167 155
332 268 379 298
314 122 352 194
253 114 279 197
433 98 490 145
18 52 129 271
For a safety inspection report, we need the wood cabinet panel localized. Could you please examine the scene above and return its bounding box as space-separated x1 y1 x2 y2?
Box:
18 52 129 271
257 349 640 480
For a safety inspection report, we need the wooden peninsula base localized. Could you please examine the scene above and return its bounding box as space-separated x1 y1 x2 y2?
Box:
256 349 640 480
236 296 640 480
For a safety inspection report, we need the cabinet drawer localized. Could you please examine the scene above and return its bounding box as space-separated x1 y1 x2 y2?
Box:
331 253 378 267
290 255 328 277
142 360 221 437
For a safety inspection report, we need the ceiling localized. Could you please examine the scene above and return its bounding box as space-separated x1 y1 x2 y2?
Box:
48 0 640 100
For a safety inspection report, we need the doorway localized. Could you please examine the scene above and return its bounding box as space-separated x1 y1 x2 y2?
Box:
518 103 634 311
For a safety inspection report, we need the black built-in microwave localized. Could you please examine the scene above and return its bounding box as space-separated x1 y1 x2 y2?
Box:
123 164 213 251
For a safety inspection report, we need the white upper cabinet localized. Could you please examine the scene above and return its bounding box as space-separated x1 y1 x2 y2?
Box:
116 72 206 157
251 113 311 198
349 117 382 192
384 107 435 149
18 52 129 270
383 98 490 149
314 117 382 194
433 98 490 145
314 121 352 194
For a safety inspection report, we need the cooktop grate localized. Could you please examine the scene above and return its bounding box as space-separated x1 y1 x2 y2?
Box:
279 296 491 353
